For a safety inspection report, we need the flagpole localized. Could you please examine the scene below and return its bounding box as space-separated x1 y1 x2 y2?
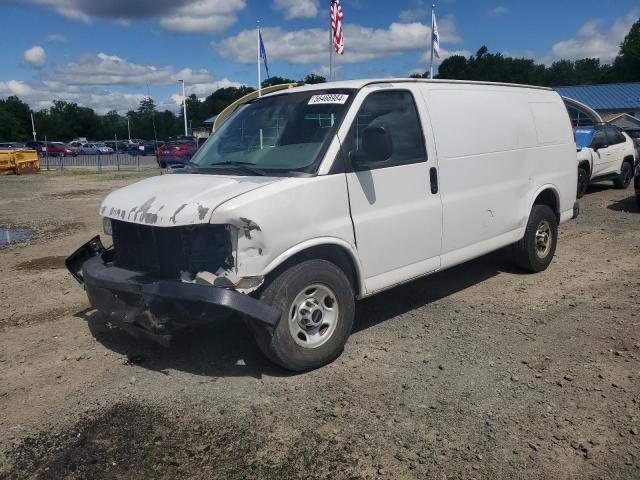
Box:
429 4 435 79
329 1 334 81
257 21 262 97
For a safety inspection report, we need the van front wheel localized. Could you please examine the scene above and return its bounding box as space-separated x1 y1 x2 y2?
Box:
251 259 355 372
512 205 558 273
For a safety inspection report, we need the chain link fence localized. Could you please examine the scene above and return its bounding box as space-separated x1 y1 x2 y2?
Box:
39 153 160 171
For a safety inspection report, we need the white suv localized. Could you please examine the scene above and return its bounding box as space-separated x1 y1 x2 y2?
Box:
575 124 637 198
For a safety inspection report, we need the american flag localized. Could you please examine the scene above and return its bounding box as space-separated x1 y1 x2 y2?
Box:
330 0 344 55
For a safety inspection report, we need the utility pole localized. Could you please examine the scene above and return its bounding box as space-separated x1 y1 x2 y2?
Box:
127 115 131 141
30 112 36 141
178 79 188 137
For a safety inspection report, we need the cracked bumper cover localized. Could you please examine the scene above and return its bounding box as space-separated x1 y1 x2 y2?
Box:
66 237 280 345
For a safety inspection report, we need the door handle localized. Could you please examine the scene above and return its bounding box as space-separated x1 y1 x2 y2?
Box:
429 167 438 194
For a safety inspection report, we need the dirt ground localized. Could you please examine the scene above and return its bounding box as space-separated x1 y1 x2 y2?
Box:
0 170 639 480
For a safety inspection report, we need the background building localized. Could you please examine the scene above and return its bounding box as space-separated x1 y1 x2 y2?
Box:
556 83 640 129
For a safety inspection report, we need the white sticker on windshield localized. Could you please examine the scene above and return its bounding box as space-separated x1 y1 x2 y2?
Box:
308 94 349 105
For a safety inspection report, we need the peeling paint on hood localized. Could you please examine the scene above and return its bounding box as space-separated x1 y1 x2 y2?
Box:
100 174 282 226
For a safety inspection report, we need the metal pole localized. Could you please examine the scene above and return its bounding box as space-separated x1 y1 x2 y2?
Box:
179 80 188 137
329 2 334 81
115 133 120 171
127 116 131 141
30 113 36 141
257 22 262 97
429 4 435 79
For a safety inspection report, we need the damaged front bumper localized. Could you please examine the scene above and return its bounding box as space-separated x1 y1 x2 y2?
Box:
66 237 280 346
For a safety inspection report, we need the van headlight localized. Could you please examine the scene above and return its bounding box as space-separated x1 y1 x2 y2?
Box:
102 217 113 236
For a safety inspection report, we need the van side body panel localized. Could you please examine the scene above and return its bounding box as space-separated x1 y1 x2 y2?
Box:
419 84 576 271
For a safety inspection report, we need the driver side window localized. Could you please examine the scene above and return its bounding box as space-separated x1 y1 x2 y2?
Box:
345 90 427 170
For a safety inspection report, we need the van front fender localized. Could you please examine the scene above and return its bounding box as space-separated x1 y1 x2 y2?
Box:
263 237 366 297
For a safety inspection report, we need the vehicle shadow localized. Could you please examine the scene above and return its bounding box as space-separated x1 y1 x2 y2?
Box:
353 249 518 333
79 249 524 379
584 183 614 196
607 195 639 213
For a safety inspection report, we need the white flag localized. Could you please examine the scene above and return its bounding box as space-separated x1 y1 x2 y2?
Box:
432 8 440 59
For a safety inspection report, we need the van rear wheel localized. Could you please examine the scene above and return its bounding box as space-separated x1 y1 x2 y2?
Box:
512 205 558 273
250 259 355 372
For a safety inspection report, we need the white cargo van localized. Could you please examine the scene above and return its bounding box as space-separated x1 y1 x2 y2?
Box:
67 79 579 371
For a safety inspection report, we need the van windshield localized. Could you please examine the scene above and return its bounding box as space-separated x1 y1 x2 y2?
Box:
189 89 354 176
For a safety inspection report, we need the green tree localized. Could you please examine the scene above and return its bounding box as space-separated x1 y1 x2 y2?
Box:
301 73 327 84
611 19 640 82
261 76 296 88
0 96 32 141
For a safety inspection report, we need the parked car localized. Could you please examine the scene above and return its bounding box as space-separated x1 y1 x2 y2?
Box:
635 162 640 207
156 139 198 167
25 141 48 153
104 141 130 153
46 142 77 157
66 79 579 372
81 142 114 155
624 128 640 161
574 124 637 198
125 140 157 156
0 142 26 149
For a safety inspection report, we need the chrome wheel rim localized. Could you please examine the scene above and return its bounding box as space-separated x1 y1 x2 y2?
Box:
535 220 552 259
288 284 339 349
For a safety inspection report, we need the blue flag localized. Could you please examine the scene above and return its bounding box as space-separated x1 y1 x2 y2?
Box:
259 30 270 79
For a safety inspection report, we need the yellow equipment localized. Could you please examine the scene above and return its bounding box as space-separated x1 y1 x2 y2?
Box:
0 149 40 175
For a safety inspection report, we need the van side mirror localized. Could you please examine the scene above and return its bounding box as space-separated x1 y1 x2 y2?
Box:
362 126 393 163
350 126 394 166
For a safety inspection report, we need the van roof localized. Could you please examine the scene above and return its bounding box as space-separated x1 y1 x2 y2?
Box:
264 78 554 97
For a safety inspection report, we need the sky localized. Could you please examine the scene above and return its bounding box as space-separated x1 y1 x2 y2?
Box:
0 0 638 115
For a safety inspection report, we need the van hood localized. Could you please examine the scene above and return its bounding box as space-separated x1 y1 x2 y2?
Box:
100 173 282 227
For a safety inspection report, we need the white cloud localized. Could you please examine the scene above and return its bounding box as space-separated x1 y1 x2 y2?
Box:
158 0 246 33
550 10 638 63
51 54 217 87
53 53 174 86
489 6 509 17
169 78 243 106
399 0 428 22
213 17 462 66
17 0 245 33
272 0 319 20
1 49 246 114
0 79 147 114
45 33 66 42
23 46 47 69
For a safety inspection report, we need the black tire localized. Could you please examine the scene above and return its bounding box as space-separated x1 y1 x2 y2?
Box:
250 259 355 372
636 194 640 209
614 161 633 189
577 167 589 199
512 205 558 273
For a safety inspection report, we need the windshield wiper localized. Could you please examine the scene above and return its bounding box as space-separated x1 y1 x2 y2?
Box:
207 162 269 176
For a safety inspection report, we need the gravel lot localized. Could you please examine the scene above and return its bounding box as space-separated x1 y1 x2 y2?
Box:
0 170 639 480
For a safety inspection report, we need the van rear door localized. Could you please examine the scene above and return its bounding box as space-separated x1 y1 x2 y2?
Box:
340 86 442 294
